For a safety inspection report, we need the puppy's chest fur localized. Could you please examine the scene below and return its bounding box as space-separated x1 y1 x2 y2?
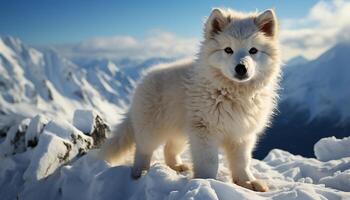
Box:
186 81 273 138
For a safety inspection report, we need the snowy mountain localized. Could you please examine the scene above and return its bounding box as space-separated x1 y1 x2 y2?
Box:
257 42 350 158
0 36 134 125
115 57 175 79
284 55 308 67
77 58 134 105
282 42 350 122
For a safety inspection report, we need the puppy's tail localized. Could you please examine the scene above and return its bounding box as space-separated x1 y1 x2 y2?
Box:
98 116 135 165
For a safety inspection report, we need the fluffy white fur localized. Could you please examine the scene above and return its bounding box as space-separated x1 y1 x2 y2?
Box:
99 8 281 192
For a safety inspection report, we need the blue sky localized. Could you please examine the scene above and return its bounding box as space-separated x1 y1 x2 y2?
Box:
1 0 349 61
0 0 318 45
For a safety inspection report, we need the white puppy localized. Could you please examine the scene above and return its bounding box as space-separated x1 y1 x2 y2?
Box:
100 8 281 192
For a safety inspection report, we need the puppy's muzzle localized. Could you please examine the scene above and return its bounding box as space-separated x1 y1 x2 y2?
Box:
235 64 248 79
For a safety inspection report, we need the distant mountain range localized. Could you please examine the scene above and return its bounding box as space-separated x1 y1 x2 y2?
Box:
1 36 349 158
256 42 350 158
0 36 133 125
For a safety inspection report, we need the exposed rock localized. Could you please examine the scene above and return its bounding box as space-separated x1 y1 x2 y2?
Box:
25 114 48 149
91 115 109 148
27 137 38 148
59 141 72 163
11 129 26 154
0 128 7 138
73 109 110 148
0 118 30 157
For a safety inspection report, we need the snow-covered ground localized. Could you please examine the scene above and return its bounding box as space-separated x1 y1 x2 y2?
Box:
0 113 349 200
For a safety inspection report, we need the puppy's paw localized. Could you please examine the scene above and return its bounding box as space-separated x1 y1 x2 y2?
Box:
131 168 146 180
171 163 190 172
250 180 269 192
234 179 269 192
131 171 141 179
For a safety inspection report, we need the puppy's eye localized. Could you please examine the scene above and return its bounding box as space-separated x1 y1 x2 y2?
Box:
249 47 258 55
224 47 234 54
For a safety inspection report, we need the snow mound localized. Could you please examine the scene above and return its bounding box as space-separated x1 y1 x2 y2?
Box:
314 136 350 161
319 169 350 192
0 114 349 200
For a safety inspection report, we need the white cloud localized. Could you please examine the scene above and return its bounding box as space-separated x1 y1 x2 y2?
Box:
77 36 139 51
280 0 350 61
58 30 199 61
56 0 350 62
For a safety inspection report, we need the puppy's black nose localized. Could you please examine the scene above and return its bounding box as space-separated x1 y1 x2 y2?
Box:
235 64 247 77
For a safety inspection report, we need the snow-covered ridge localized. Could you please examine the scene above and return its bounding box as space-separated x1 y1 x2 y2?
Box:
0 112 349 200
282 42 350 123
0 110 109 182
0 36 134 124
256 42 350 158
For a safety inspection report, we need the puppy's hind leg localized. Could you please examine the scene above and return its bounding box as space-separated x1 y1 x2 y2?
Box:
164 137 190 172
131 147 153 179
131 128 162 179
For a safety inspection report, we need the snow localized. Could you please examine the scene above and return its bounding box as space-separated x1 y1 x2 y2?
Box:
0 117 30 157
319 169 350 192
0 114 349 200
314 136 350 162
23 118 93 181
24 114 48 149
73 109 96 134
24 132 75 181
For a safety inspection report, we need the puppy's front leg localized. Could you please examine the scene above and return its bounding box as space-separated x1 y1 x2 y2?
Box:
224 137 268 192
189 129 219 179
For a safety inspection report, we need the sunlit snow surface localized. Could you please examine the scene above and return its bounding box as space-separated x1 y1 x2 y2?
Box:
0 115 349 200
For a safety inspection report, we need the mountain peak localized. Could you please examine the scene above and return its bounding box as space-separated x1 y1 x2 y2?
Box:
315 41 350 64
0 36 24 53
282 41 350 123
285 55 308 67
0 36 134 124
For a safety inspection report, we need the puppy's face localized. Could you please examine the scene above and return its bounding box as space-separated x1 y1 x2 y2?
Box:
201 9 280 85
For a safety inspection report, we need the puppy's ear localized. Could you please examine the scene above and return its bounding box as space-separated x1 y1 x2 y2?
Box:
204 8 230 39
255 9 278 38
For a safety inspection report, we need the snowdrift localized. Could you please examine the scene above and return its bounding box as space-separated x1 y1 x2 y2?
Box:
0 112 349 200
